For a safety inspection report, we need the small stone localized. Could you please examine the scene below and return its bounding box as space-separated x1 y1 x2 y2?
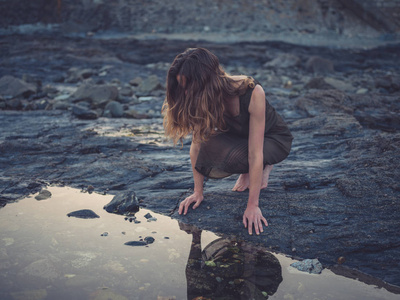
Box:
147 217 157 222
35 189 52 201
290 258 323 274
144 236 155 244
101 232 108 237
337 256 346 264
216 276 222 283
67 209 100 219
144 213 153 219
87 185 94 193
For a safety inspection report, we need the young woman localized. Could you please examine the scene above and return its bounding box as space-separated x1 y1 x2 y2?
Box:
163 48 293 235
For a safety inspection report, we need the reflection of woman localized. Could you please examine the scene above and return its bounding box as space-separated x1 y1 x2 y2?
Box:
163 48 293 235
180 222 283 299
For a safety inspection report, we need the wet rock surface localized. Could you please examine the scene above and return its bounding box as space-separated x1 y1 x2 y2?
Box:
0 33 399 287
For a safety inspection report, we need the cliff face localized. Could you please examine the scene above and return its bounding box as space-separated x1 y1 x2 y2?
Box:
1 0 399 38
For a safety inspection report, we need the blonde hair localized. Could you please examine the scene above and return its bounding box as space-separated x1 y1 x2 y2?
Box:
162 48 254 145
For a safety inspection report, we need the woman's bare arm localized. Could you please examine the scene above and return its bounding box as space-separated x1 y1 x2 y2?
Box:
179 133 205 215
243 84 268 235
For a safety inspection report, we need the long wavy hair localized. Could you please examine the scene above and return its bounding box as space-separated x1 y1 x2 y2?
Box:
162 48 254 145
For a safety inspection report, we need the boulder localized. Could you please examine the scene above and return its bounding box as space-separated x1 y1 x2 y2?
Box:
304 77 335 90
264 53 301 69
290 259 323 274
0 75 37 99
103 101 124 118
71 83 118 108
104 191 139 215
295 89 353 116
137 75 163 95
67 209 100 219
305 56 334 74
71 104 98 120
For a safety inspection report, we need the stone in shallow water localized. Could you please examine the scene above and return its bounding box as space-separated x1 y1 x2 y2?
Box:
290 258 323 274
104 191 139 215
67 209 100 219
124 241 147 246
35 189 52 201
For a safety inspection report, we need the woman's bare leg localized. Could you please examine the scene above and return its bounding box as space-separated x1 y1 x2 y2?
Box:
261 165 274 189
232 165 274 192
232 173 249 192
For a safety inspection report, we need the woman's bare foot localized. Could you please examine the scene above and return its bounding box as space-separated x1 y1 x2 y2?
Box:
261 165 274 189
232 173 249 192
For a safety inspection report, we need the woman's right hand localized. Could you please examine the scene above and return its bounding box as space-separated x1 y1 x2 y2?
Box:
179 192 204 215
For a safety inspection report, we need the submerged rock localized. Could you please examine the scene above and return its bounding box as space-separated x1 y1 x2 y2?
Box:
290 259 323 274
35 189 52 201
67 209 100 219
103 191 139 215
124 241 147 246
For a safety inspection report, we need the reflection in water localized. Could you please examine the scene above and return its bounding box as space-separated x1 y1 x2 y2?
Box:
0 186 399 300
180 223 282 299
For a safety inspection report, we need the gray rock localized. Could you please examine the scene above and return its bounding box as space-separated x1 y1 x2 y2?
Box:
0 75 37 99
264 53 301 69
124 241 147 246
71 83 118 108
103 191 139 215
138 75 162 95
104 101 124 118
290 259 323 274
305 56 334 74
71 104 98 120
304 77 335 90
35 189 52 201
67 209 100 219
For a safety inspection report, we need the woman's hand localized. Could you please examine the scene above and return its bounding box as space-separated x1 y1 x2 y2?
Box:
243 205 268 235
179 192 204 215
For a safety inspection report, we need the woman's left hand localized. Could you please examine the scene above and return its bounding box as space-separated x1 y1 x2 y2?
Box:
243 205 268 235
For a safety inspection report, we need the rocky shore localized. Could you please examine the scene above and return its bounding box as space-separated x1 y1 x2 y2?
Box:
0 30 399 289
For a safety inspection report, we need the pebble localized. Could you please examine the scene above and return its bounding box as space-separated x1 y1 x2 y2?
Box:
101 232 108 237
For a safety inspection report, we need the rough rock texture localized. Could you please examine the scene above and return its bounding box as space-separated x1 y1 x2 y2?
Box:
0 34 399 287
1 0 399 39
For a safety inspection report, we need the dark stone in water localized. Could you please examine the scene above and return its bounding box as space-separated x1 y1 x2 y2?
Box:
35 189 52 201
144 236 155 244
144 212 153 219
124 241 147 247
67 209 100 219
103 191 139 215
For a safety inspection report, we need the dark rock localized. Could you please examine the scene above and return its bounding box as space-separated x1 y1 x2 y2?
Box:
35 189 52 201
67 209 100 219
137 75 163 95
119 86 133 97
71 104 98 120
144 236 155 244
103 101 124 118
103 191 139 215
375 75 400 93
71 83 118 108
304 77 335 90
264 53 301 69
305 56 334 74
124 241 147 246
295 89 353 116
129 77 142 87
290 259 323 274
0 75 37 99
144 213 153 219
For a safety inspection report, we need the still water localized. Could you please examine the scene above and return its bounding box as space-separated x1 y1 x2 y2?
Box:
0 186 398 300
